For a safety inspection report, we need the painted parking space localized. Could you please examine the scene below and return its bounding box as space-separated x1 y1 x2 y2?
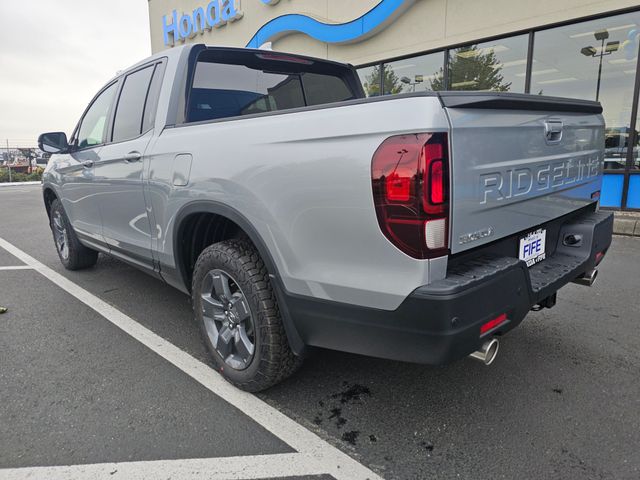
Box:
0 239 380 480
0 247 26 267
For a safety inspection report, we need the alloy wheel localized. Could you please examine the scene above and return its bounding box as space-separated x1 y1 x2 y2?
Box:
52 210 69 260
200 269 256 370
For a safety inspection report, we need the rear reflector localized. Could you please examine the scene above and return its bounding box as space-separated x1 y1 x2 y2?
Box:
595 250 606 265
480 313 508 335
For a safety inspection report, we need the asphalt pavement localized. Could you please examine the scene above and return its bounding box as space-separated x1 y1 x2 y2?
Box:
0 185 639 480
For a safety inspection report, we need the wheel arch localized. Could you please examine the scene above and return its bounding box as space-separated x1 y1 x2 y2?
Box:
173 201 306 356
42 184 59 220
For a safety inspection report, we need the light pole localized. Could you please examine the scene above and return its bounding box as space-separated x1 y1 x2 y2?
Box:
5 139 11 183
400 75 424 93
581 29 620 102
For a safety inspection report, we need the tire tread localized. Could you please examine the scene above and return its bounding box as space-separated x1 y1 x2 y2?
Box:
50 199 98 271
192 239 301 392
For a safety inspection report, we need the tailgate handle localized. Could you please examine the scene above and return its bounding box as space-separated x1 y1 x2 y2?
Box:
544 120 563 144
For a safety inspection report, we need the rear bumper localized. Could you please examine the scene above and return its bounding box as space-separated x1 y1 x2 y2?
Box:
285 209 613 364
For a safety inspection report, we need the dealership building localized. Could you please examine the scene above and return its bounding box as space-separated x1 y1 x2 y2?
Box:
148 0 640 210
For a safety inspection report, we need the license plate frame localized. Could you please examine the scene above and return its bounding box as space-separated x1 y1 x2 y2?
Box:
519 228 547 267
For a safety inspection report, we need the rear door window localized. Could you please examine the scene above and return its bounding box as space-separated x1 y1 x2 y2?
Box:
142 62 166 133
112 65 154 143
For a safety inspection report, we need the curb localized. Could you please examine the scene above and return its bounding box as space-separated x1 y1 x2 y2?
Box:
613 212 640 237
0 181 41 187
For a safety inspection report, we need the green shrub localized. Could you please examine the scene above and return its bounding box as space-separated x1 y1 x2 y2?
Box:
0 168 42 183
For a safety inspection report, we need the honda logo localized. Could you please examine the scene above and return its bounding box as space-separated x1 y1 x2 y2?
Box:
544 120 563 145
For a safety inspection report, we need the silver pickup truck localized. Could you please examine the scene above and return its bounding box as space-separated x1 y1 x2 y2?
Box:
39 45 613 391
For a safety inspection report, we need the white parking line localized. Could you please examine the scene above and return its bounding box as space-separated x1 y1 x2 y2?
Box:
0 453 327 480
0 237 382 480
0 265 32 270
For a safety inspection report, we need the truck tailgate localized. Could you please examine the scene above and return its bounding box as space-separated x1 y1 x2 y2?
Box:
441 93 605 254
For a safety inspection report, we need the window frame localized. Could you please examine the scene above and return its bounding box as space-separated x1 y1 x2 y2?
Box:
108 59 167 146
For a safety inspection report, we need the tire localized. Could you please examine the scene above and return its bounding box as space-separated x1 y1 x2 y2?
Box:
49 199 99 270
192 239 302 392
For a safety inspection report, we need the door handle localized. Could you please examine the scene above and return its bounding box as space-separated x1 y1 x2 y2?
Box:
124 151 142 163
82 160 94 169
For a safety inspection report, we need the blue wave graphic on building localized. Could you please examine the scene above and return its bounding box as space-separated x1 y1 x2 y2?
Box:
246 0 416 48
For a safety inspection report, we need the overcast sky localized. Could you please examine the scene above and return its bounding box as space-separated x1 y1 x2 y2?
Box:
0 1 151 147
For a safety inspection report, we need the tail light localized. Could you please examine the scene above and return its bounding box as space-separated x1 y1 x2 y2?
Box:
371 133 449 259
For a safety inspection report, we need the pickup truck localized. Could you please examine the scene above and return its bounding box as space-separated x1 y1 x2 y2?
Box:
39 44 613 392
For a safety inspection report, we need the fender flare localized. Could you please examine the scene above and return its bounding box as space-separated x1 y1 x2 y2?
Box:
42 182 60 219
173 200 307 355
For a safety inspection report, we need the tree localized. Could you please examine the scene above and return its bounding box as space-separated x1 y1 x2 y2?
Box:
430 45 512 92
363 64 403 96
18 148 36 173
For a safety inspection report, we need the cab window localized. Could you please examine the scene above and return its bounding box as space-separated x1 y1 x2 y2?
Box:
112 65 155 143
76 82 117 149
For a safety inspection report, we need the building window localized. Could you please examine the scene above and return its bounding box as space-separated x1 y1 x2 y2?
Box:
357 65 380 97
627 94 640 209
632 94 640 172
531 12 640 172
447 35 529 92
382 52 445 94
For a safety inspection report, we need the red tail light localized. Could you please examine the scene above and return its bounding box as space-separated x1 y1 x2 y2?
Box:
371 133 449 259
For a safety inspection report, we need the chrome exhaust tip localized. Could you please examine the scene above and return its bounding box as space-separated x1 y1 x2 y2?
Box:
572 269 598 287
469 338 500 366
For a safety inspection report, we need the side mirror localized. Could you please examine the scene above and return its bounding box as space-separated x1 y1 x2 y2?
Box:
38 132 69 154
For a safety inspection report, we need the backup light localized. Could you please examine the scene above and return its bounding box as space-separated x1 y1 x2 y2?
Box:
425 219 446 249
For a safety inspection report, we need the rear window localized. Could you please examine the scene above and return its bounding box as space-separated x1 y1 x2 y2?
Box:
301 73 354 107
186 50 358 123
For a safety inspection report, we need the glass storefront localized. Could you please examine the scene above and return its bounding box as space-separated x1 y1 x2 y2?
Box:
447 35 529 92
382 52 444 95
358 9 640 210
